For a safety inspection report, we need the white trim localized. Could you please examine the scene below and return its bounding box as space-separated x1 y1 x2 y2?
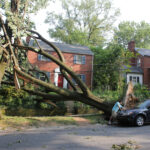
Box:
54 68 68 88
54 68 60 86
63 78 68 88
126 73 143 85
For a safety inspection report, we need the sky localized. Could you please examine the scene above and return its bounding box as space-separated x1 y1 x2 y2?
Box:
31 0 150 41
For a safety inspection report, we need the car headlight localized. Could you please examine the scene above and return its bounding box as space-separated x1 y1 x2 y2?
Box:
122 111 133 116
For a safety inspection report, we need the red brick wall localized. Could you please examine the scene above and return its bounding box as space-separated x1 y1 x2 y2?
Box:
132 54 150 88
27 51 93 89
128 41 150 88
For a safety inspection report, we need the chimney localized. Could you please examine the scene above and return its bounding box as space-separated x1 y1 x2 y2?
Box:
128 41 136 66
128 41 135 52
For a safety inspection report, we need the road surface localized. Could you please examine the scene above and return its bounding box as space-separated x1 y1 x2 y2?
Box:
0 124 150 150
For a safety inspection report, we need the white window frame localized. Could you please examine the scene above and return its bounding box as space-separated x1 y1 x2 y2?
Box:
74 55 86 64
127 73 143 85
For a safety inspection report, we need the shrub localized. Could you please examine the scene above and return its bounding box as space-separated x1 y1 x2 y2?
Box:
93 88 123 103
134 84 150 102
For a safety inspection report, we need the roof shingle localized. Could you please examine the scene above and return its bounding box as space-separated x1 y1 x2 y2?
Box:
29 40 94 55
135 47 150 56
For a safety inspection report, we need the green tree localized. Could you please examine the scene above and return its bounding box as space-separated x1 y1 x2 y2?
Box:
45 0 120 46
92 44 126 90
113 21 150 48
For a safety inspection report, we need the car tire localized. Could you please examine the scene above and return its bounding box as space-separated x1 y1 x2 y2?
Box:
135 115 144 127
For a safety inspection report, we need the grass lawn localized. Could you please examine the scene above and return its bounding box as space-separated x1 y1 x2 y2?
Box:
0 114 106 130
0 116 76 130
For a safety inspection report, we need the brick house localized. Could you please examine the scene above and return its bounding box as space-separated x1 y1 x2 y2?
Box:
126 41 150 88
27 40 94 89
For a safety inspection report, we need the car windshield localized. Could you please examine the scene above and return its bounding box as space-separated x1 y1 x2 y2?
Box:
137 100 150 109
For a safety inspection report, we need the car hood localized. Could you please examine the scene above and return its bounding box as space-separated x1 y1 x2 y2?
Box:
118 108 147 115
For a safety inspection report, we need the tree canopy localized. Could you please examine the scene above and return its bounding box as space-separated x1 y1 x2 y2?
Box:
113 21 150 49
92 44 129 90
45 0 120 46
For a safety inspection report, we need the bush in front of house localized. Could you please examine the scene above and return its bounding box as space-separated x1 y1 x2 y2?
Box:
133 84 150 102
93 84 150 104
93 88 123 103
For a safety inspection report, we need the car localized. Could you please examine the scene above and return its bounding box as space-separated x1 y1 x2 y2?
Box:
117 99 150 126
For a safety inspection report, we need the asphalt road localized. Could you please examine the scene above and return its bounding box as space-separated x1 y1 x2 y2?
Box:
0 124 150 150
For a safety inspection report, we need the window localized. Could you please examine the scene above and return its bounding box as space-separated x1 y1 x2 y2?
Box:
78 74 86 83
39 74 46 81
127 74 143 85
137 58 141 67
74 55 86 64
38 53 51 61
72 74 86 85
129 76 140 84
36 72 50 81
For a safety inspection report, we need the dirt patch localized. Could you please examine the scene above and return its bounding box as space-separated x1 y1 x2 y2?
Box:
73 117 91 125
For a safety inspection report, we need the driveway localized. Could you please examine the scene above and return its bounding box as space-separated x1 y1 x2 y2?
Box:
0 124 150 150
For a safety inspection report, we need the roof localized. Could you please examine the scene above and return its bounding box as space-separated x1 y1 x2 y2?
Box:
29 40 94 55
135 47 150 56
124 65 143 74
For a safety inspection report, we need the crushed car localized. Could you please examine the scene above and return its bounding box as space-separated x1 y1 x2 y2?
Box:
117 99 150 126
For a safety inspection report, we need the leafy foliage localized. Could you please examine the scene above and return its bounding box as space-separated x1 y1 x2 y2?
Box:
0 85 67 116
93 88 124 103
1 0 49 38
134 84 150 101
0 86 37 109
92 44 130 90
112 140 141 150
45 0 120 46
113 21 150 49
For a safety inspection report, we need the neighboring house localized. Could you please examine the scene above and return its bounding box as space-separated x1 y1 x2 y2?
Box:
27 40 94 89
126 41 150 88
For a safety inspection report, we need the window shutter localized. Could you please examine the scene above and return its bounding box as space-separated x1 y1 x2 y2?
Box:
81 74 86 83
74 55 77 64
38 54 41 60
47 58 51 62
46 72 50 79
36 72 39 79
82 56 86 64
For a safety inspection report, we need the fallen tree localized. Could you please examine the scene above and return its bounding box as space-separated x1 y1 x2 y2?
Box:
0 0 112 115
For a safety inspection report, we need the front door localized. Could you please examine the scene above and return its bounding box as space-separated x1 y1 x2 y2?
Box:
58 74 63 87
